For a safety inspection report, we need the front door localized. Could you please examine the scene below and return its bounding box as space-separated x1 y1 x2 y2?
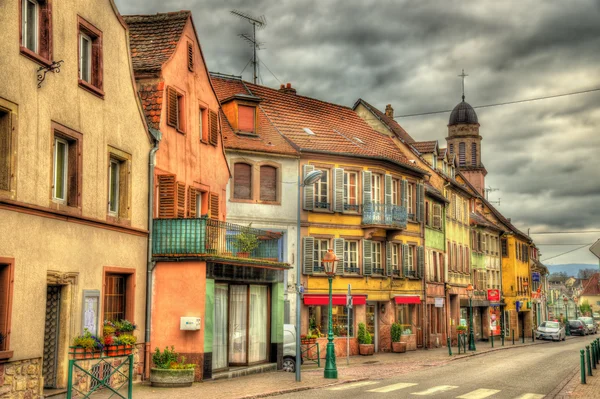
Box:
43 285 61 388
366 302 377 351
213 284 229 370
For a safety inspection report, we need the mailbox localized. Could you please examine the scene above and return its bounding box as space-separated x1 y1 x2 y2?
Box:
180 317 201 331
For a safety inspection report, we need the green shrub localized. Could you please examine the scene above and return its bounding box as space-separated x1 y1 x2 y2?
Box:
391 323 402 343
118 334 137 345
357 323 372 345
153 346 195 370
72 329 103 350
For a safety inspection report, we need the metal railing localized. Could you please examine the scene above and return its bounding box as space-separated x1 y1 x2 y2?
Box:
362 203 408 228
153 217 282 261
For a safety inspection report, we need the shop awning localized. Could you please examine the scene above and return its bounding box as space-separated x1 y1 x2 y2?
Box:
303 294 366 306
394 296 421 304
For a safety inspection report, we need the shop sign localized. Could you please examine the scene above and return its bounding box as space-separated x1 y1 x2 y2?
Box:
435 297 444 308
487 289 500 302
532 272 540 282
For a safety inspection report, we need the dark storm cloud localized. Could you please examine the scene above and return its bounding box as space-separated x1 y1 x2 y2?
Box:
114 0 600 264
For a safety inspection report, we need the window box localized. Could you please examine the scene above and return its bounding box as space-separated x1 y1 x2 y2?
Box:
372 268 385 275
344 267 360 274
315 202 330 210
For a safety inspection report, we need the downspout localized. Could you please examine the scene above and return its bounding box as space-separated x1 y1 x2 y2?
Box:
145 129 161 379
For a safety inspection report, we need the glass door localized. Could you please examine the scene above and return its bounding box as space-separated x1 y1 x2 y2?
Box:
248 285 268 363
213 284 229 370
366 302 377 351
229 285 248 364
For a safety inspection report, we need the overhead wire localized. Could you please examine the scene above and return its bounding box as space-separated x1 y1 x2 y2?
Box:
541 243 593 262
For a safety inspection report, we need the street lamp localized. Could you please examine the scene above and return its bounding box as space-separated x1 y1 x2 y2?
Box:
564 296 570 336
466 283 476 351
322 248 339 379
295 169 323 382
574 297 579 319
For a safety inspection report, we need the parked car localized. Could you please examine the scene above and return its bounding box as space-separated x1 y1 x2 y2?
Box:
569 320 588 336
536 321 566 341
283 324 303 372
578 317 597 334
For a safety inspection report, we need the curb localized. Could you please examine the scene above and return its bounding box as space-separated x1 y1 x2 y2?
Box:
448 339 552 361
544 366 579 399
236 377 369 399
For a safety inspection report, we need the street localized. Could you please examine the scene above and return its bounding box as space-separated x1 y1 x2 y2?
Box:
276 337 587 399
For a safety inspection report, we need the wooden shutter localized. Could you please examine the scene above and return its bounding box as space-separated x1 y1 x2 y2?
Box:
238 105 255 133
386 242 393 277
402 243 409 277
362 171 372 211
419 184 425 222
384 174 392 205
362 240 372 276
187 42 194 71
417 246 424 278
259 165 277 201
433 204 441 229
302 164 315 210
401 179 407 208
334 238 344 275
188 187 197 218
176 181 186 218
167 87 178 128
209 193 219 220
158 174 176 218
303 237 314 275
332 168 344 212
0 264 10 349
67 140 78 207
92 35 103 90
0 111 11 191
234 163 252 199
39 1 52 60
209 110 218 146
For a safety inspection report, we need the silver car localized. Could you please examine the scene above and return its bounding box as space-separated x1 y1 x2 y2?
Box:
578 317 597 334
283 324 303 372
536 321 566 341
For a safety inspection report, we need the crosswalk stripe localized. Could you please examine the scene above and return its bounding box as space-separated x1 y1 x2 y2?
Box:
411 385 459 396
327 381 379 390
367 382 418 393
512 394 545 399
456 388 501 399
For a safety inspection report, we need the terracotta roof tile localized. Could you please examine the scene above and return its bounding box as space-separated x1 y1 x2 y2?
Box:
138 81 164 129
124 11 190 74
470 211 501 231
412 140 438 154
582 273 600 296
354 99 415 144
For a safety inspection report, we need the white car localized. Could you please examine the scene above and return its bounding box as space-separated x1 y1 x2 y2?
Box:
282 324 303 372
536 321 566 341
578 317 597 334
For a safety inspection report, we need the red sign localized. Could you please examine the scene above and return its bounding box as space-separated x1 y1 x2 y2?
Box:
487 289 500 302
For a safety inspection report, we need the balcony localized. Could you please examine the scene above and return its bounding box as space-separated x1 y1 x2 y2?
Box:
362 203 407 229
152 217 285 266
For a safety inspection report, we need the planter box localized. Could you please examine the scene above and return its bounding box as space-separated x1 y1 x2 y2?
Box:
150 368 195 388
391 342 407 353
105 344 133 356
358 344 374 356
400 334 417 351
69 346 102 360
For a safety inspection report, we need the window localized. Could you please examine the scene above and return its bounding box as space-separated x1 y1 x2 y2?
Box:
344 240 359 273
238 105 256 133
199 108 206 141
433 204 441 229
371 174 382 204
372 241 383 274
432 156 437 170
314 169 329 209
472 143 477 165
501 239 508 257
22 0 38 52
108 159 119 215
308 305 353 337
187 41 194 71
0 259 15 357
20 0 52 64
343 171 358 211
1 108 14 193
259 165 277 202
53 137 68 201
233 163 252 200
78 17 103 95
459 142 466 166
391 178 400 205
391 243 401 276
313 239 330 273
407 245 415 274
407 183 414 218
107 148 131 221
167 87 185 132
51 124 81 209
103 268 135 323
425 201 431 226
209 110 218 146
449 143 454 154
396 304 414 333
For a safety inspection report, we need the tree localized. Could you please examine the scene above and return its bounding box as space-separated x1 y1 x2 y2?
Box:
578 269 597 280
580 300 592 316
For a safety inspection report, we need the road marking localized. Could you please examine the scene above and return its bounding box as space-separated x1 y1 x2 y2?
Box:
411 385 459 395
327 381 379 390
456 388 501 399
367 382 418 393
512 394 545 399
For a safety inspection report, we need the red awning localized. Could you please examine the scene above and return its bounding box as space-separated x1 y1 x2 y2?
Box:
394 296 421 304
303 294 366 306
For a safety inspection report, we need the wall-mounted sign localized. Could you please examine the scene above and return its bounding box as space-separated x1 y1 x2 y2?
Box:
532 272 540 282
435 298 444 308
82 290 100 335
487 289 500 302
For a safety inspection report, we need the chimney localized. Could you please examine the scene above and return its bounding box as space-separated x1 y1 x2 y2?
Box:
279 82 297 95
385 104 394 118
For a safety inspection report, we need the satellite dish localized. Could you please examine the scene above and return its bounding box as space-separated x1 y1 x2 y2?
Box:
304 170 323 186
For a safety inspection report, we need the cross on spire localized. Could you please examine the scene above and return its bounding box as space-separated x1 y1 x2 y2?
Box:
458 69 468 101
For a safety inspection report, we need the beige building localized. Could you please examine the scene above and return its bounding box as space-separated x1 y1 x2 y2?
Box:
0 0 152 396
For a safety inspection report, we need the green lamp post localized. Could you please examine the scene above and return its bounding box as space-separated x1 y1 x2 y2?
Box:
322 248 339 379
467 283 476 351
574 297 579 319
564 296 571 336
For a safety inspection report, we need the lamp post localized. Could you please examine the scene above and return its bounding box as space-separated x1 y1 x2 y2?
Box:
466 284 476 351
564 296 571 336
574 297 579 319
295 169 323 382
322 248 339 379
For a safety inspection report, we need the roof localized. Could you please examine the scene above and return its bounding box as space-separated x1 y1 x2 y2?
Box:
425 183 449 203
449 100 479 125
470 212 501 231
438 148 447 159
212 75 427 174
412 141 438 154
582 273 600 296
124 11 190 74
138 81 164 129
353 99 415 144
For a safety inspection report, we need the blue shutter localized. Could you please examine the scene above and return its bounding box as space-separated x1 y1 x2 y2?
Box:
362 171 372 211
402 243 409 277
401 179 407 208
386 242 393 277
363 240 372 276
303 237 314 274
303 164 314 210
417 246 425 279
334 238 345 275
333 168 344 213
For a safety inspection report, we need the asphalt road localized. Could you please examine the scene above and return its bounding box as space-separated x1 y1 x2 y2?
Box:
276 336 591 399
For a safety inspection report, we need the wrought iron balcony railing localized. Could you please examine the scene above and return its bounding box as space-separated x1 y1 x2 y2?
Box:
362 203 407 228
314 201 330 210
152 217 282 263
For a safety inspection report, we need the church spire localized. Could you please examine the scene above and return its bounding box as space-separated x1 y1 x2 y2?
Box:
458 69 468 102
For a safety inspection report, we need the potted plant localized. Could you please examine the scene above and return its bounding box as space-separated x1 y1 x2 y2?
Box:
118 334 137 355
70 329 104 359
357 322 374 356
456 325 467 335
151 346 196 388
233 224 259 258
391 323 406 353
104 320 137 356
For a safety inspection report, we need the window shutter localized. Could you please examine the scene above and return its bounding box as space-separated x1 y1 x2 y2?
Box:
402 243 409 277
416 183 422 222
401 179 407 208
209 110 218 146
187 42 194 71
417 246 424 279
188 187 197 217
167 87 178 128
333 168 344 212
92 37 103 90
419 183 425 222
209 192 219 220
362 240 372 276
67 141 78 207
334 238 345 275
39 2 51 60
233 163 252 200
384 174 392 205
0 111 10 191
238 106 255 133
362 171 372 211
157 174 176 218
302 164 315 210
433 204 441 229
386 242 393 277
259 165 277 201
176 181 186 218
303 237 314 275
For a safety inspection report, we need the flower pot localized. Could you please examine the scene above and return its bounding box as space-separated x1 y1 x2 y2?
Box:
237 252 250 258
359 344 374 356
70 346 101 359
106 345 119 357
124 344 133 355
150 368 195 388
392 342 407 353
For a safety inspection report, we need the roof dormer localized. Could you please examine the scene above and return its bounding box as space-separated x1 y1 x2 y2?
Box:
221 94 262 136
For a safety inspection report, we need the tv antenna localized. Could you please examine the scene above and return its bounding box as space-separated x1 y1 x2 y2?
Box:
231 10 266 84
484 186 499 200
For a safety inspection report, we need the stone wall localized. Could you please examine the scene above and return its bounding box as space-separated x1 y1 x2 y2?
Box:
0 358 42 399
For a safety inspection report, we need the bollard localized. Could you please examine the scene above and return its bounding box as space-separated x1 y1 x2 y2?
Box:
522 329 525 344
448 337 452 356
592 342 597 370
512 330 515 345
491 333 494 348
502 332 505 346
596 339 600 364
586 345 592 377
581 349 587 384
532 329 535 342
458 335 461 354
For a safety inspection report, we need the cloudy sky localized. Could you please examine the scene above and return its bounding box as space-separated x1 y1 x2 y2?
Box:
115 0 600 266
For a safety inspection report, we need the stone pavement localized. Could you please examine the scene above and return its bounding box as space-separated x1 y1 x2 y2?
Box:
548 337 600 398
123 338 552 399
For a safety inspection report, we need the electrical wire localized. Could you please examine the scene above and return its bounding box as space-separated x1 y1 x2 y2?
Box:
240 57 253 76
541 243 593 262
529 230 600 235
259 57 282 84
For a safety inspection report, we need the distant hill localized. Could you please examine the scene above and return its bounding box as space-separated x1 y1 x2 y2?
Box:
546 263 599 277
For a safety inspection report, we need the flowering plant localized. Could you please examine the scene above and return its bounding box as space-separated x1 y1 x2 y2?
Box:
72 329 104 351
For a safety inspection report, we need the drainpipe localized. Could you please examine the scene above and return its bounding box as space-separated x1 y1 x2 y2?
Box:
145 130 161 379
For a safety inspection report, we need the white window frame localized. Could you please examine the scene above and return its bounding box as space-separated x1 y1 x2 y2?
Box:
407 183 414 216
53 137 68 202
79 32 93 83
313 238 330 272
391 243 400 274
22 0 39 52
391 179 399 205
343 171 358 207
407 245 415 272
372 241 382 273
196 192 202 216
313 169 329 208
371 173 382 204
108 158 120 216
344 240 359 273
